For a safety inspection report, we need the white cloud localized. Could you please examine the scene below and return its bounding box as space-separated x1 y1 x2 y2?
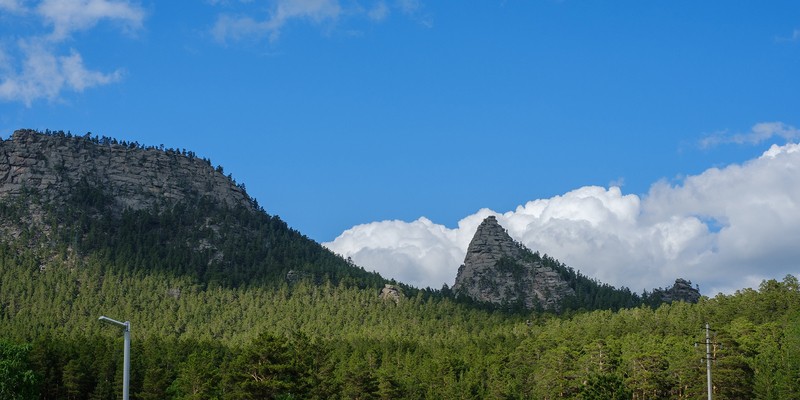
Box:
0 0 142 105
37 0 144 40
699 122 800 148
0 40 122 105
327 214 490 289
325 138 800 296
213 0 342 43
210 0 428 43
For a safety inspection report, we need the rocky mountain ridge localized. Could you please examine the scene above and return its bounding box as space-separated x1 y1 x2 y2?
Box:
0 129 253 212
0 129 389 288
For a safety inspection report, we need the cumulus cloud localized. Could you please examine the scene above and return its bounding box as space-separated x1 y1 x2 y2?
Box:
0 40 123 105
325 138 800 295
699 122 800 148
0 0 142 105
210 0 428 43
327 214 491 289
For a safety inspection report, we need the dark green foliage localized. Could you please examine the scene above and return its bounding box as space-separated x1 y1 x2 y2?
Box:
495 256 525 276
167 344 225 399
3 182 386 291
0 341 38 400
533 253 643 311
579 374 630 400
225 332 322 399
2 265 800 399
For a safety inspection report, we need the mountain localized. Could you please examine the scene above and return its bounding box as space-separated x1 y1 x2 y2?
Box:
0 129 384 288
1 129 251 212
453 216 699 311
1 130 798 399
452 216 575 310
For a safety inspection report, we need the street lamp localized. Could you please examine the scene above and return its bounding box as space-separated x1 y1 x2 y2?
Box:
99 316 130 400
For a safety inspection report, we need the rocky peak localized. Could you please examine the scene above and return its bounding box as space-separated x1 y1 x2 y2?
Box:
0 129 254 212
463 216 523 263
452 216 574 311
652 278 701 304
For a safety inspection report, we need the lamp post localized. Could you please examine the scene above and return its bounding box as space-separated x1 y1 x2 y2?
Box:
99 316 130 400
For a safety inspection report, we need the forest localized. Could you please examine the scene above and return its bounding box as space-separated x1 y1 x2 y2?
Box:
1 132 799 399
2 229 799 399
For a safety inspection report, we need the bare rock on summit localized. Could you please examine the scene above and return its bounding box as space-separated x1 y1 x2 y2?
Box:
0 129 253 212
0 129 257 249
651 278 701 304
452 216 574 311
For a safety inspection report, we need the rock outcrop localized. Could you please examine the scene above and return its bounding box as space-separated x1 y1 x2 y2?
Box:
0 129 253 212
452 216 574 310
651 278 701 304
379 284 404 303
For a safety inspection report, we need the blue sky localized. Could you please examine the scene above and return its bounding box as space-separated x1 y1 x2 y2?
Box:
2 0 799 294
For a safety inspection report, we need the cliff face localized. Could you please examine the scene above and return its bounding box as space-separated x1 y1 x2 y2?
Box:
652 278 701 304
452 216 574 310
0 129 252 212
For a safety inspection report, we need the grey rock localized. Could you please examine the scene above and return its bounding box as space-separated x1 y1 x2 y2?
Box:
379 284 403 304
652 278 701 304
0 130 257 252
0 129 254 212
452 216 574 311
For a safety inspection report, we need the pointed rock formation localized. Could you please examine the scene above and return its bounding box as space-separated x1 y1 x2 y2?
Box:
651 278 701 304
452 216 574 310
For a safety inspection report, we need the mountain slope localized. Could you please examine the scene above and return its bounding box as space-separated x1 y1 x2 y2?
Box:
0 129 383 288
453 216 693 311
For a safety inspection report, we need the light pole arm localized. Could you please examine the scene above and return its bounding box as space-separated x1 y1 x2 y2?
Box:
99 315 130 331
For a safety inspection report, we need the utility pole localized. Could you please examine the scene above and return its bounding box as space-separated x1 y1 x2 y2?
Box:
705 323 713 400
695 323 719 400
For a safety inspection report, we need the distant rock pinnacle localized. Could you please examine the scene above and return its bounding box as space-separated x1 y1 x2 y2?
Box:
452 216 574 310
651 278 701 304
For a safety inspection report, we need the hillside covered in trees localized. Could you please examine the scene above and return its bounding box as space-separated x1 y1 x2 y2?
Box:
0 129 389 289
3 264 798 399
1 130 798 399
